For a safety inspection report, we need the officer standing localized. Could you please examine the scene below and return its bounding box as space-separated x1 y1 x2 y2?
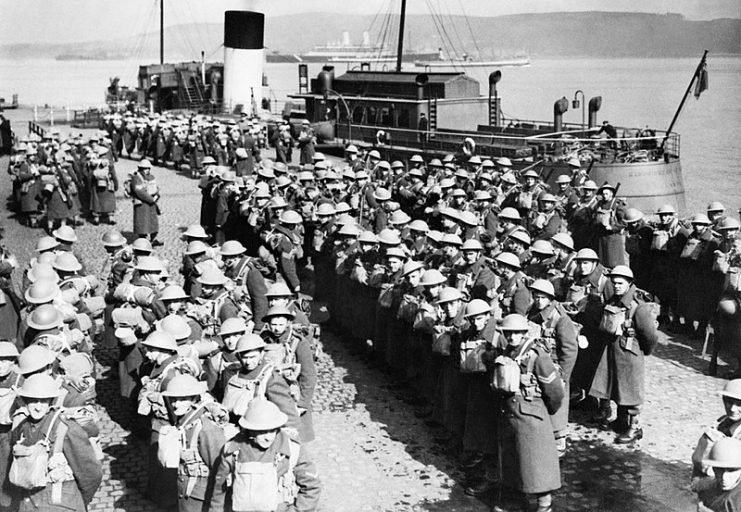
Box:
130 160 162 246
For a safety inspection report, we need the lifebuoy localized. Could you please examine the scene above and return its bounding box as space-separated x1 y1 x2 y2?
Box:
376 130 388 145
463 137 476 157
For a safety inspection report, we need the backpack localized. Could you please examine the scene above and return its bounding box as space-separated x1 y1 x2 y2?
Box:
222 364 274 417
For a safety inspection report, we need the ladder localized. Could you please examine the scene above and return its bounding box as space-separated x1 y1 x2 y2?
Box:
427 97 438 133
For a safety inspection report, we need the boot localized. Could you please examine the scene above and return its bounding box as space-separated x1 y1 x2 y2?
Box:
535 493 553 512
465 478 494 497
590 399 612 429
615 414 643 444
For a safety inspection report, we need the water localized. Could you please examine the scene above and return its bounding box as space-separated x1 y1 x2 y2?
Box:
1 56 739 213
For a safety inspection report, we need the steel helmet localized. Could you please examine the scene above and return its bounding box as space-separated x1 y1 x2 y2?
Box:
18 345 56 375
385 247 406 260
408 168 424 178
531 240 555 256
358 231 378 244
262 304 296 322
52 225 77 243
234 333 267 354
239 399 288 431
389 210 411 225
498 207 521 222
24 279 60 305
58 352 94 378
428 158 442 168
101 230 126 247
185 240 208 256
373 188 392 202
265 282 293 297
610 265 634 281
219 317 248 337
220 240 247 257
500 314 529 332
474 190 492 201
27 263 59 284
500 173 517 185
197 268 228 286
161 374 206 398
18 373 62 399
481 159 494 168
509 230 531 247
135 256 163 272
345 144 359 154
408 219 429 233
464 299 492 318
254 183 271 198
575 248 599 261
461 239 484 252
656 204 677 215
439 178 455 190
53 252 82 273
160 285 188 302
691 213 712 225
298 171 314 182
720 379 741 401
257 167 275 179
335 202 352 214
436 286 464 304
497 157 512 167
131 238 154 253
522 169 539 179
27 304 63 330
141 331 178 352
410 154 424 163
137 159 152 169
36 236 60 253
156 314 192 341
458 211 479 227
0 342 19 359
35 252 57 266
269 196 288 209
624 208 644 223
581 180 598 191
530 279 556 297
279 210 302 225
376 160 391 171
555 174 572 184
441 234 463 247
420 269 446 286
467 155 481 165
567 157 581 168
313 152 325 162
426 230 443 244
439 207 459 221
539 193 557 203
337 223 361 237
275 176 292 189
454 170 469 180
707 201 725 213
598 182 616 192
495 252 521 270
719 218 741 231
391 160 405 170
335 214 356 227
402 260 425 276
183 224 209 239
316 203 337 216
703 438 741 469
377 229 401 246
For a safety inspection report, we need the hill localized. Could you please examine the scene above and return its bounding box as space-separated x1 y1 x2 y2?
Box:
1 11 738 61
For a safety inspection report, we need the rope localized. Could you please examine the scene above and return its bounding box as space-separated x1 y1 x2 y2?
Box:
458 0 482 56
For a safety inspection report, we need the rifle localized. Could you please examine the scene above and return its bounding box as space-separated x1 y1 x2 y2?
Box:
54 163 72 207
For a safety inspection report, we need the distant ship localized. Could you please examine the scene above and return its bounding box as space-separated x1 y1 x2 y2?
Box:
414 48 530 68
296 31 437 64
55 52 128 61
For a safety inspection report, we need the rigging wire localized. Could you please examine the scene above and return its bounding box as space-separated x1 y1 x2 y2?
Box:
439 0 467 59
424 0 458 70
458 0 483 56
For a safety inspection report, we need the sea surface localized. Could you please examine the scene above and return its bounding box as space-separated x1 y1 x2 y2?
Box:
1 56 739 214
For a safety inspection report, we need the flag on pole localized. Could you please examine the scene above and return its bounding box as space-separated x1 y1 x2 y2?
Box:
694 61 708 99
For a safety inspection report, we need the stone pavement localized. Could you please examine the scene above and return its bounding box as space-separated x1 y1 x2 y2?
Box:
0 127 733 511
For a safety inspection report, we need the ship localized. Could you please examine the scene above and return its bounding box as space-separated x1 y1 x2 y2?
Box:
297 31 437 64
414 48 530 69
286 3 700 214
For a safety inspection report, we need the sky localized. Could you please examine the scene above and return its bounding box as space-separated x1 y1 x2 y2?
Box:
1 0 739 45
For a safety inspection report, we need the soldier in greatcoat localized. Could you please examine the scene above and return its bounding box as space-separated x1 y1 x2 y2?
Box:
130 160 161 245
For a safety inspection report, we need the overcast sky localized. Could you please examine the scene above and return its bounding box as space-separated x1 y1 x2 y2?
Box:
1 0 739 45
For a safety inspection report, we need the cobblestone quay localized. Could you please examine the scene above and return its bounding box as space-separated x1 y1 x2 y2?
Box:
0 122 729 511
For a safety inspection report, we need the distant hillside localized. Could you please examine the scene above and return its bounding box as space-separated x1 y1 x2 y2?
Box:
1 11 738 61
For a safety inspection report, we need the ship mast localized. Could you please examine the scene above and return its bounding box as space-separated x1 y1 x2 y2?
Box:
160 0 164 65
395 0 406 72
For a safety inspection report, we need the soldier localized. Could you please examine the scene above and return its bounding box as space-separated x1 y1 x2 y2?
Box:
527 279 579 455
493 251 531 317
593 183 628 267
297 120 315 165
489 314 563 512
266 210 305 295
260 305 317 443
209 400 321 512
589 266 658 443
449 239 498 301
159 374 225 512
190 268 240 339
220 240 269 331
9 373 102 511
204 317 247 400
649 204 686 328
693 438 741 511
130 159 162 246
88 156 118 225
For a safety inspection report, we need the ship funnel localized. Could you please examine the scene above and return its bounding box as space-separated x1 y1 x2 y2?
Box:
415 73 429 100
317 66 334 96
553 97 569 133
488 70 502 85
362 31 370 47
223 10 264 115
342 31 351 47
588 96 602 128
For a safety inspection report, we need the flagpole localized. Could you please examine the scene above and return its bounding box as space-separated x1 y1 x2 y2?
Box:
660 50 708 149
